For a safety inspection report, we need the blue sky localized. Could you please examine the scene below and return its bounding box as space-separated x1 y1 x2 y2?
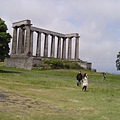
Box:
0 0 120 74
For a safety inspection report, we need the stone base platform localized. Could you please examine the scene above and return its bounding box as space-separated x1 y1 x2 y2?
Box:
4 55 41 70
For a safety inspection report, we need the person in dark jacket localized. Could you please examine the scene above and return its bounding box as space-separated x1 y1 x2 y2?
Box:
76 71 83 86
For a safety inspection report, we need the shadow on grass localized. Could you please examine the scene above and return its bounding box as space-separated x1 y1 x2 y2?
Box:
0 69 22 74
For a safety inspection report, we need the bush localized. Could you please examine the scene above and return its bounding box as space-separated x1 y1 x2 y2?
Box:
41 58 83 70
43 59 64 69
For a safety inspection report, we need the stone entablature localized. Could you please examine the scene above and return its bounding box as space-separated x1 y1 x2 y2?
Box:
12 19 31 27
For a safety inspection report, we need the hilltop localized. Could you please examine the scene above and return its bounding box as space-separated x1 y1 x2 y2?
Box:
0 62 120 120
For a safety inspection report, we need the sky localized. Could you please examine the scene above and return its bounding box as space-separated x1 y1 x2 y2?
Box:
0 0 120 74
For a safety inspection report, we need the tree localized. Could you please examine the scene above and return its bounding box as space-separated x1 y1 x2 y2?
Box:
116 52 120 70
0 18 11 61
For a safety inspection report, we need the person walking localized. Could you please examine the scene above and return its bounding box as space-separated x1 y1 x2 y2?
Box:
82 73 88 91
102 72 106 80
76 71 82 86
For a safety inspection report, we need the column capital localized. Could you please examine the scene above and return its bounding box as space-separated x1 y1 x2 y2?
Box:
76 35 80 38
57 36 61 38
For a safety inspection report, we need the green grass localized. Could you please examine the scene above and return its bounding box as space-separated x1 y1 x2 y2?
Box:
0 62 120 120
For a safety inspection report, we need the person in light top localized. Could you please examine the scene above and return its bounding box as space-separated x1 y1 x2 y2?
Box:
82 73 88 91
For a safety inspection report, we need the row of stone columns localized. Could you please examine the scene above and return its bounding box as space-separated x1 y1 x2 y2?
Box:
31 32 79 59
11 20 80 60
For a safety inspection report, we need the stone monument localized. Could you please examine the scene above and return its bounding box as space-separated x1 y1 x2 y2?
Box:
4 20 80 70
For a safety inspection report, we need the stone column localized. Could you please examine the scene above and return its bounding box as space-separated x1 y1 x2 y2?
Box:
75 36 80 59
11 27 17 54
36 32 41 56
24 24 31 55
18 27 23 54
21 28 25 53
68 37 72 59
30 31 33 55
44 33 48 57
62 37 66 59
57 36 61 58
50 35 55 58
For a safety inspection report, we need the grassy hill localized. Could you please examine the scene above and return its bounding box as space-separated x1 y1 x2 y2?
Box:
0 62 120 120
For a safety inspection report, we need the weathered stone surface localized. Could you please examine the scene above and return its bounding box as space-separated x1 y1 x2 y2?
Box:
12 19 31 27
4 56 41 70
